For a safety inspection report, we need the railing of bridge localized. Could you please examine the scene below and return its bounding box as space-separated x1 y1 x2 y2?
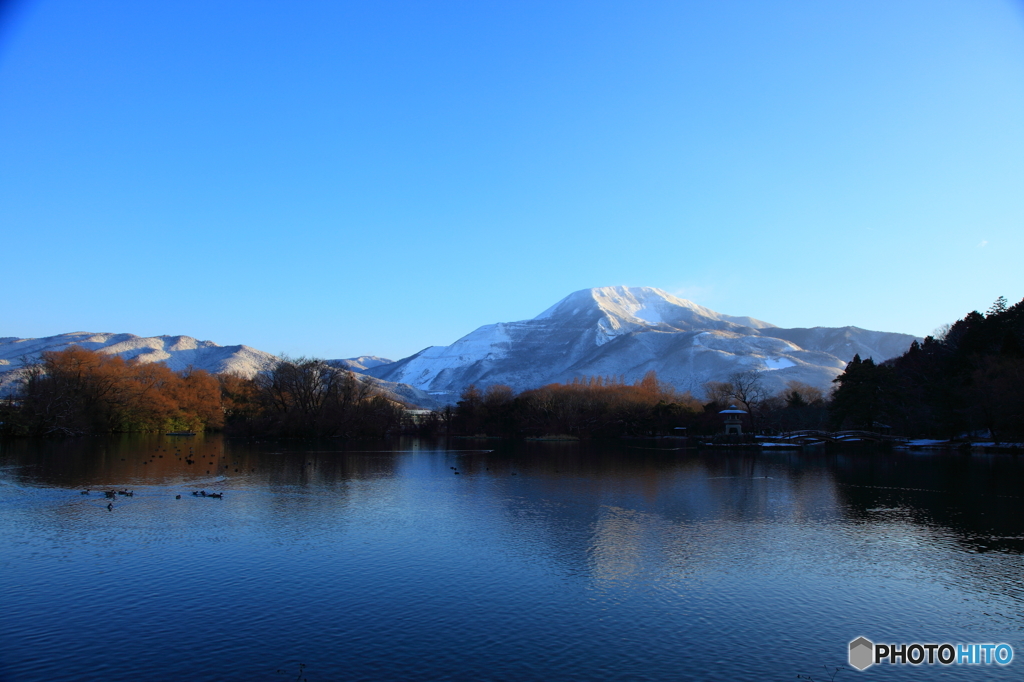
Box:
773 430 906 443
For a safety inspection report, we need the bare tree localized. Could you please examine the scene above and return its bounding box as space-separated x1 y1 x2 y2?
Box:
254 356 378 437
784 380 824 407
727 370 769 429
702 380 735 406
702 370 769 432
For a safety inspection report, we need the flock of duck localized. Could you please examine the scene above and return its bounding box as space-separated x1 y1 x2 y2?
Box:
80 444 233 510
449 466 517 475
80 487 225 510
78 445 520 511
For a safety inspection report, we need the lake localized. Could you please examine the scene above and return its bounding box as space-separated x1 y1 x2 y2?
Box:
0 435 1021 681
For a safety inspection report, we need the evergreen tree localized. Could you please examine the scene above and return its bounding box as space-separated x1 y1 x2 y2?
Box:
829 355 893 430
987 296 1008 317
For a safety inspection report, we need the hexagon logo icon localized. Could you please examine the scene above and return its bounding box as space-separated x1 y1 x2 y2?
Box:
849 637 874 671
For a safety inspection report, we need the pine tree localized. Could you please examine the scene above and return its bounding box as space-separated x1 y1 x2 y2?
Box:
987 296 1008 317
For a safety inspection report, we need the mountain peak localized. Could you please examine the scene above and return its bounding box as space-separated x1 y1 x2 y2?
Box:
536 286 680 320
535 286 773 331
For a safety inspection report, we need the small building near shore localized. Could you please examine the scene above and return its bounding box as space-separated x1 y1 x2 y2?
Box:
404 409 434 425
720 405 747 435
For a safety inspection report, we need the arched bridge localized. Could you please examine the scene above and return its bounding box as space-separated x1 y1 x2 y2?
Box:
773 430 907 445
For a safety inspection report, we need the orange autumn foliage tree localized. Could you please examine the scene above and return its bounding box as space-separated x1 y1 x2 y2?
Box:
17 346 223 435
453 371 703 438
520 372 703 437
217 372 261 425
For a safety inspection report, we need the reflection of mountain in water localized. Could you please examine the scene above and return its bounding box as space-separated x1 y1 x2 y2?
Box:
439 444 1024 605
456 447 848 583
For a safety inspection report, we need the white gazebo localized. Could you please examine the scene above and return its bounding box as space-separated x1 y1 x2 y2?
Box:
719 405 747 435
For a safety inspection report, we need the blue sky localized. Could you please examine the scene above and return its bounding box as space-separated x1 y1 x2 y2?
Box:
3 0 1023 360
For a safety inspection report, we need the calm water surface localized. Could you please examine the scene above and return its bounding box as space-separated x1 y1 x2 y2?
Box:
0 436 1021 681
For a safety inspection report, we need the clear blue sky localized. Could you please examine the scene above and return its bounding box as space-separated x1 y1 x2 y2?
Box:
3 0 1023 360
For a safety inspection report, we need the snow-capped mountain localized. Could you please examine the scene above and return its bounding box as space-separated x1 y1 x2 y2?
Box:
363 286 920 399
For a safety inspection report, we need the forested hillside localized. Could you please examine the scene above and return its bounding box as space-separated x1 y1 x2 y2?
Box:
830 297 1024 440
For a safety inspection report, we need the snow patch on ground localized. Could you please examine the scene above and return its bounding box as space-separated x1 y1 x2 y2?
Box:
761 357 796 370
632 306 663 324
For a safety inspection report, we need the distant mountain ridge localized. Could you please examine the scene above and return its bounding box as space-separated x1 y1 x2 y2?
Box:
0 333 433 407
331 356 394 372
363 286 920 398
2 287 920 406
0 332 277 377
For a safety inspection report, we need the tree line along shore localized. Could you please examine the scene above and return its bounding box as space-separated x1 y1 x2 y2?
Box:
2 297 1021 443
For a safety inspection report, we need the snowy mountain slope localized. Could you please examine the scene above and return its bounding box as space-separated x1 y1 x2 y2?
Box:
758 326 919 364
364 286 919 399
362 376 440 410
0 334 438 409
0 332 277 377
330 356 394 372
